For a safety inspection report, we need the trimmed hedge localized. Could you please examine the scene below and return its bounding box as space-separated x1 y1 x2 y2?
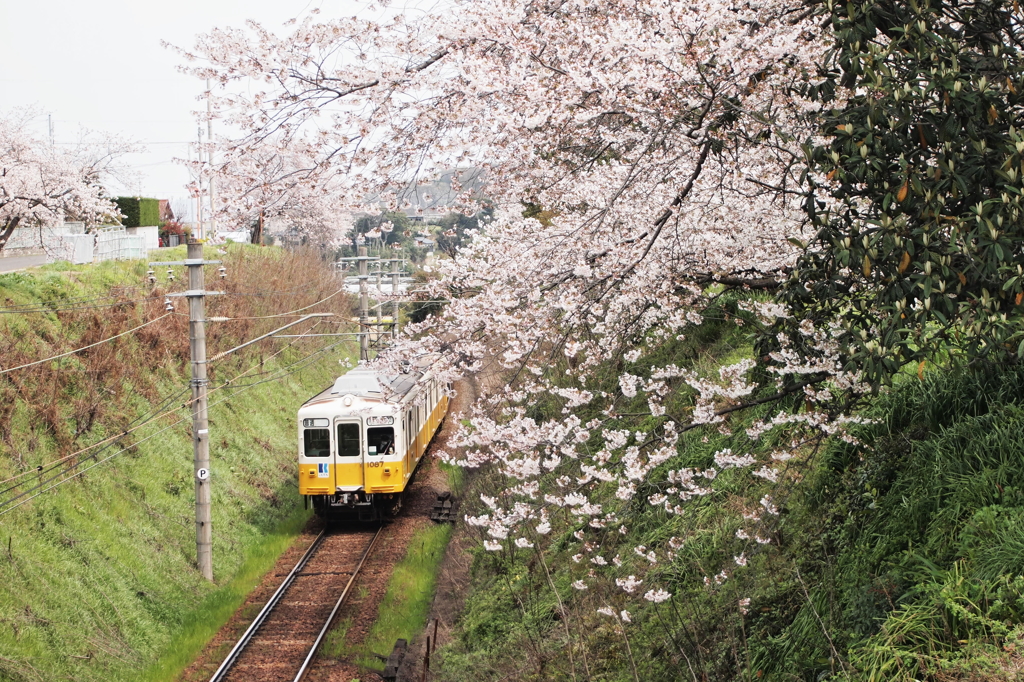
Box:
114 197 160 227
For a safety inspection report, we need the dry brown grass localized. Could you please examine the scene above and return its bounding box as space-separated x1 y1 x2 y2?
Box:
0 245 352 471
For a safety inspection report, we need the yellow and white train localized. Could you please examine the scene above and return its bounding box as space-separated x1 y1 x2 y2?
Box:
297 360 448 519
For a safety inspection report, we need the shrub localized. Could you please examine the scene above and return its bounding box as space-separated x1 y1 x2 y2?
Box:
115 197 161 227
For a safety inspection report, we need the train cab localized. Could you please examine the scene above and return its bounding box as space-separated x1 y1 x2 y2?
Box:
297 362 448 519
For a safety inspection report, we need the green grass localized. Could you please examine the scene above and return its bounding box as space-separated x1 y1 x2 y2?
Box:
439 460 465 496
325 522 452 669
0 246 356 682
141 504 313 682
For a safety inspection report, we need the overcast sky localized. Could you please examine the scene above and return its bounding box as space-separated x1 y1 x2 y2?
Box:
0 0 367 219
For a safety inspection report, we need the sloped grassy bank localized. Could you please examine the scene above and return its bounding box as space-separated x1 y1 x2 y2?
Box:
437 295 1024 682
0 246 354 682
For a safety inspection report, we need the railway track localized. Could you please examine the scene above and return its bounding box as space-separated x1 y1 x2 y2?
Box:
210 525 383 682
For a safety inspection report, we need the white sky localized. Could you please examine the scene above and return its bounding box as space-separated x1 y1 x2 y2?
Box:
0 0 365 219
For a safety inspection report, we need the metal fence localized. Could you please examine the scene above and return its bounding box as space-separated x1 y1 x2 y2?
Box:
3 223 81 252
47 234 95 264
95 226 146 262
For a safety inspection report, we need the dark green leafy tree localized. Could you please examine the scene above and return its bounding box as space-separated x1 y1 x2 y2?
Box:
781 0 1024 387
434 205 493 257
352 210 411 249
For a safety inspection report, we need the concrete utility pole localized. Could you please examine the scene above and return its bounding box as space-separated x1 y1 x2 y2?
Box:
187 242 212 581
390 258 402 338
196 127 205 240
358 246 370 361
150 243 221 581
336 250 411 356
375 264 384 347
206 80 217 238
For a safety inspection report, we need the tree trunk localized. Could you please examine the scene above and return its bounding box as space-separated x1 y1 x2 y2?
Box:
0 216 22 254
251 211 264 245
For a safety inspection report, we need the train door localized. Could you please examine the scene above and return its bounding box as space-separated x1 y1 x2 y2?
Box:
365 423 395 490
334 420 363 490
300 418 332 495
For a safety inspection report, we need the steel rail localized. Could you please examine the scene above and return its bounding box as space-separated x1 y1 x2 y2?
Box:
294 525 384 681
209 528 329 682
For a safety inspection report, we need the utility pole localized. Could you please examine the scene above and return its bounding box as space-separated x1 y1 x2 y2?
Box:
206 80 217 238
150 243 221 581
358 246 370 361
390 258 402 338
196 127 205 240
338 248 378 361
187 241 212 581
375 264 383 348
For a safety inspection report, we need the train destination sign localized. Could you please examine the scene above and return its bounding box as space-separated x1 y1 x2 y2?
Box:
366 416 395 425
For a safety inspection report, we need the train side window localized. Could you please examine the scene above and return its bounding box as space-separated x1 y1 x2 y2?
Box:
337 423 360 457
303 429 330 458
367 427 395 456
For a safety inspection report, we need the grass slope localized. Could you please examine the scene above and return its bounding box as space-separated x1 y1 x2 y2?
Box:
0 246 354 682
437 294 1024 681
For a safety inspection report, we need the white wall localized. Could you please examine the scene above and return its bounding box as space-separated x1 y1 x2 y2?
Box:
126 225 160 250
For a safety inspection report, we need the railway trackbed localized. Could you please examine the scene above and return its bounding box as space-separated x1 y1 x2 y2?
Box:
209 525 383 682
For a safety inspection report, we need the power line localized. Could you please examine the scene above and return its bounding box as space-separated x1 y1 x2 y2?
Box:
0 319 327 499
0 385 191 493
0 289 147 313
0 296 163 315
232 284 350 319
0 323 348 517
0 313 172 375
0 282 341 313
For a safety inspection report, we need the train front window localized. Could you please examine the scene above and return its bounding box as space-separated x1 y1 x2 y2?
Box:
367 427 395 456
337 423 360 457
303 429 330 458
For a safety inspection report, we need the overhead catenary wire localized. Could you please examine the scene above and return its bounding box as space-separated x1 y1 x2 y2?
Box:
0 316 331 489
0 322 350 516
0 313 172 375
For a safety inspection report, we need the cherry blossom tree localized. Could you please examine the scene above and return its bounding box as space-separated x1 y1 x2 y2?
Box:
0 109 132 253
179 0 877 636
204 142 351 248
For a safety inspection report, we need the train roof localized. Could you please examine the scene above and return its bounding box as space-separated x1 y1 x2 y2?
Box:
301 363 425 408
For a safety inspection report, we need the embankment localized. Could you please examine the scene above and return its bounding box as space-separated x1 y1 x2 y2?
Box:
0 244 354 682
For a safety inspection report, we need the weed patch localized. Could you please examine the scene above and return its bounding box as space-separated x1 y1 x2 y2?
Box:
329 523 452 669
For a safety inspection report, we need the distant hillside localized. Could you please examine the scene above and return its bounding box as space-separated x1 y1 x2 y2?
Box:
369 168 487 223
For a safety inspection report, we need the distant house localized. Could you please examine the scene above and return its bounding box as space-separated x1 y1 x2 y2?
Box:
414 235 436 249
158 200 175 223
